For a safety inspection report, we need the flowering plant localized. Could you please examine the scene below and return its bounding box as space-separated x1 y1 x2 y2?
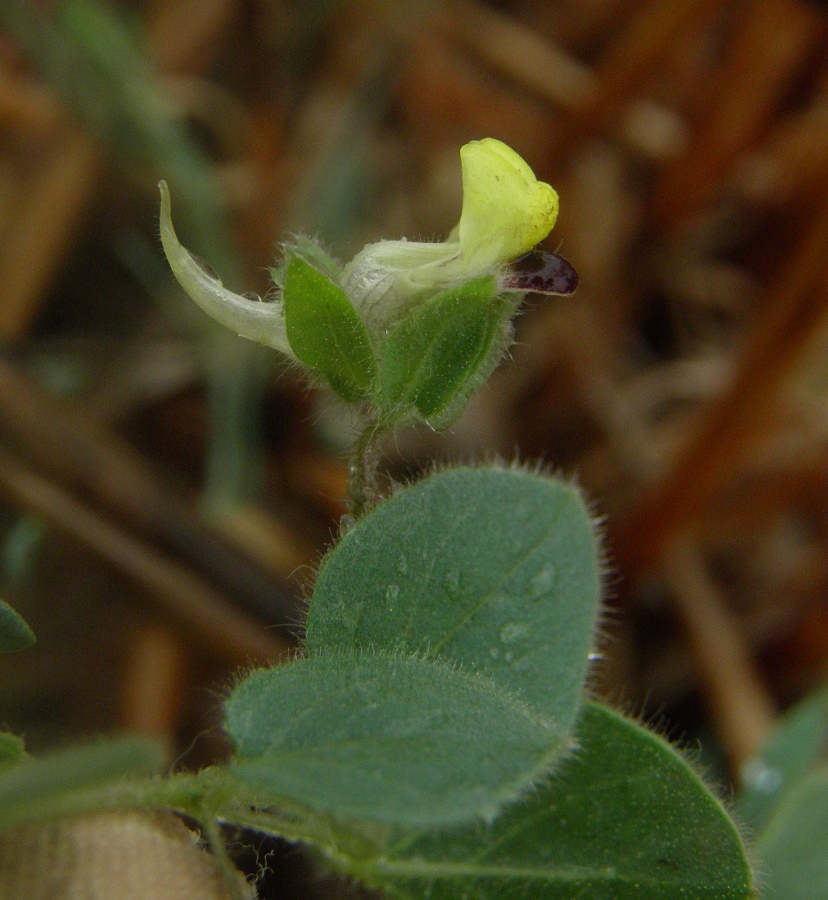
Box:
0 139 761 900
160 139 576 425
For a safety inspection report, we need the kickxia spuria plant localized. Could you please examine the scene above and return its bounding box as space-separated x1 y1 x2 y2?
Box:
0 140 763 900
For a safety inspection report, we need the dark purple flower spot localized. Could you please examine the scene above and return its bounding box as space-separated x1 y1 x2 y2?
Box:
502 250 579 295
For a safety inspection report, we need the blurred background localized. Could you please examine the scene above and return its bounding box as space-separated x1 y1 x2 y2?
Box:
0 0 827 893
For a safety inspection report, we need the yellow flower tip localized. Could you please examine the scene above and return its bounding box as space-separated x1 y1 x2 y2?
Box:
458 138 559 272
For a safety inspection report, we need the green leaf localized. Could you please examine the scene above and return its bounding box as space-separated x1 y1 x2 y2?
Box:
270 237 341 289
357 703 757 900
736 683 828 833
0 599 35 653
0 736 165 833
0 734 25 771
307 466 601 730
283 255 377 401
378 276 500 418
757 767 828 900
224 651 566 827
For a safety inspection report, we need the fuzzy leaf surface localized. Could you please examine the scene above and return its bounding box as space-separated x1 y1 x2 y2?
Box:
224 652 566 827
757 767 828 900
0 599 35 653
307 466 601 729
270 237 341 289
283 255 377 401
358 703 757 900
378 277 500 417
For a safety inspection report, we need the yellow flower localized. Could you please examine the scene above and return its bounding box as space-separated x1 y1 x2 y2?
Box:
342 139 559 333
159 139 562 355
458 138 558 273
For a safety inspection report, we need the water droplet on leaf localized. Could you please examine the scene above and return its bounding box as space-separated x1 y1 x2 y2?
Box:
499 621 531 644
530 563 556 597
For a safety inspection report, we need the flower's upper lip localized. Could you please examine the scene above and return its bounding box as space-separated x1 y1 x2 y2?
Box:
457 138 559 274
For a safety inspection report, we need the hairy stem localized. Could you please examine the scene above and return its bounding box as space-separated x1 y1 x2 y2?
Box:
346 416 384 519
